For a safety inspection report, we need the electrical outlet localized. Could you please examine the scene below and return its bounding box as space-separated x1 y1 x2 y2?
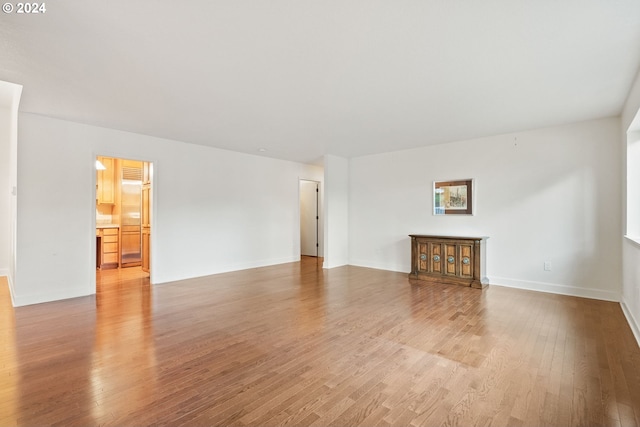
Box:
544 261 552 271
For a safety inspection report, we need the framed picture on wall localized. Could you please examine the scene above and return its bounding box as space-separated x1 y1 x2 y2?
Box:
433 179 474 215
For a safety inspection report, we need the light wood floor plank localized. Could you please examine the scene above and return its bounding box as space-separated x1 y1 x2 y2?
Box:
0 259 639 426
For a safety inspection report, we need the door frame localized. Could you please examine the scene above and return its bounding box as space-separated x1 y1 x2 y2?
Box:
91 153 156 294
299 179 322 258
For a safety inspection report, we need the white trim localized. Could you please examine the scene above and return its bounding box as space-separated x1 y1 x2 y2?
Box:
624 235 640 249
349 258 407 273
347 264 622 302
489 276 620 302
7 273 16 307
322 260 349 269
153 255 299 285
90 152 98 295
12 287 93 307
620 298 640 349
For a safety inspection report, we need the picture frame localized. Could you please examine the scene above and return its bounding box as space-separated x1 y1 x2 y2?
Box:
433 179 474 215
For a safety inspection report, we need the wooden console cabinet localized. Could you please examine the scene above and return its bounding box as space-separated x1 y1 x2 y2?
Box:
409 235 488 289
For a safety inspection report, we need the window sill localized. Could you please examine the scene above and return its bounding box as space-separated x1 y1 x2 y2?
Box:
624 235 640 249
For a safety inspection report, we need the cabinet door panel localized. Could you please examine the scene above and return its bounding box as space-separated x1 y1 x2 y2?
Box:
142 184 150 227
143 162 151 185
444 244 457 275
459 244 473 278
417 241 428 272
103 253 118 264
430 243 442 273
142 228 150 273
103 242 118 253
97 156 115 204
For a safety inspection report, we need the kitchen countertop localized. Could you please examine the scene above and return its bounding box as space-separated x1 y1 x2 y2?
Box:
96 224 120 228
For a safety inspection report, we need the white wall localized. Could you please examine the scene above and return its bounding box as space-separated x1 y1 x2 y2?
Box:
627 130 640 239
0 106 10 277
13 113 323 306
323 154 349 268
9 92 20 299
0 81 22 297
621 68 640 345
350 117 621 301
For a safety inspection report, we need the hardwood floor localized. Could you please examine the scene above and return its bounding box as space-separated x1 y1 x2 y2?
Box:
1 258 639 426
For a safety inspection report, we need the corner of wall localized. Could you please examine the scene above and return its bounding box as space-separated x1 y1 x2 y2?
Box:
620 296 640 348
1 80 22 308
323 154 350 269
4 271 16 307
488 276 621 302
622 67 640 131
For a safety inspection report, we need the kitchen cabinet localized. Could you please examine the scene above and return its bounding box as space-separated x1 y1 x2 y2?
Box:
141 180 151 273
142 227 150 272
96 156 116 205
143 161 151 185
409 235 488 289
97 227 119 269
141 183 150 228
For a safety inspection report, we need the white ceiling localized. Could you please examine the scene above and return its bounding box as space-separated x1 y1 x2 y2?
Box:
1 1 639 164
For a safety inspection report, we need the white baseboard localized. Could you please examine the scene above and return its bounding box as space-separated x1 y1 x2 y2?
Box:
12 287 93 307
322 262 347 269
620 298 640 349
3 272 17 307
223 256 300 273
489 276 620 302
154 255 300 285
9 279 16 307
348 261 622 302
323 257 349 269
10 256 303 306
348 258 407 273
0 269 16 307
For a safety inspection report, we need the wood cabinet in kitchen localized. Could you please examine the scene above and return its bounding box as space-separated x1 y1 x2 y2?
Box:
141 177 151 273
142 227 150 272
143 161 151 185
97 227 119 269
96 156 116 205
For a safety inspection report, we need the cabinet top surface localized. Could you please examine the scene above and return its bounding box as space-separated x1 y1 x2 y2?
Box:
409 234 488 240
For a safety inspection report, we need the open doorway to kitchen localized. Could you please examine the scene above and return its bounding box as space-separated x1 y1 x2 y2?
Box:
95 156 153 291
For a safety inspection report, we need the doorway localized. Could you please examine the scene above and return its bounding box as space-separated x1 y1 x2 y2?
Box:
300 180 320 257
95 156 153 290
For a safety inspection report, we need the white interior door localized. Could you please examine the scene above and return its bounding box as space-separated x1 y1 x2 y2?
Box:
300 180 319 257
